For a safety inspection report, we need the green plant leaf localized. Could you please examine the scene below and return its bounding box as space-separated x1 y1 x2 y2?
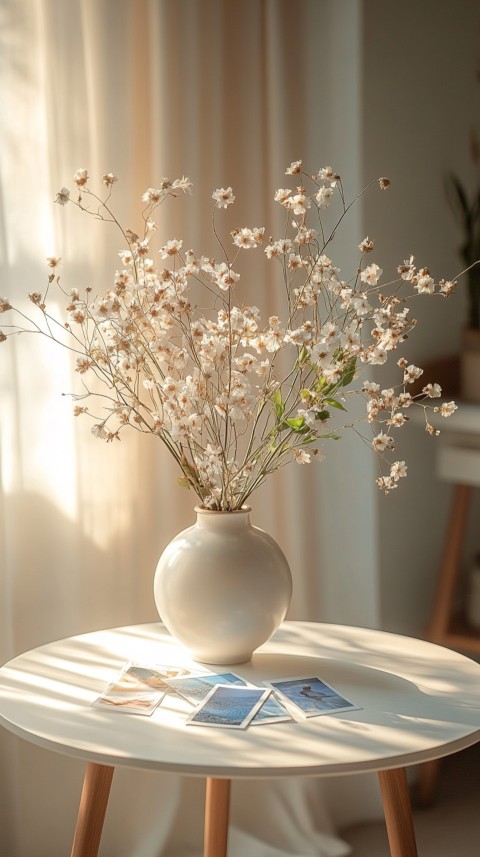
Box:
284 416 309 433
272 388 284 421
313 378 340 399
323 397 346 411
340 357 356 387
296 345 309 366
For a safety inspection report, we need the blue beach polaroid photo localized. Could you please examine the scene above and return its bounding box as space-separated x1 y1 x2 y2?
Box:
250 692 293 725
186 684 271 728
267 676 360 718
164 672 247 704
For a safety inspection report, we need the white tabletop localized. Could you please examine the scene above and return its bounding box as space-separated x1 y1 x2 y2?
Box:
1 621 480 779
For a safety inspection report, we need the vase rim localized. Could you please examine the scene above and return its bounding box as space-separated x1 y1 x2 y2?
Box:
194 504 252 514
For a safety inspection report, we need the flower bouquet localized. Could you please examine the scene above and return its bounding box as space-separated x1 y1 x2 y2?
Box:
1 160 457 509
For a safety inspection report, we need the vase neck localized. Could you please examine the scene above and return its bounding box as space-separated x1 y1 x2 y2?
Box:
195 506 251 531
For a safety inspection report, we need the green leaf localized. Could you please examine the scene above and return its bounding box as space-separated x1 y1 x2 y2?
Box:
272 388 284 421
313 376 327 392
314 376 337 396
315 409 330 422
177 476 191 489
297 345 309 365
284 417 309 434
323 397 346 412
340 357 356 387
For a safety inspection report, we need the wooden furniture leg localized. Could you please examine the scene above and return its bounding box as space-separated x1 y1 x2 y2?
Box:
427 483 471 642
417 484 471 807
70 763 114 857
414 757 441 808
378 768 418 857
204 777 231 857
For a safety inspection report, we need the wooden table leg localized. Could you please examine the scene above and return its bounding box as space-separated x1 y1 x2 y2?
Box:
378 768 418 857
427 483 471 642
204 777 231 857
419 484 471 806
414 757 441 808
70 762 114 857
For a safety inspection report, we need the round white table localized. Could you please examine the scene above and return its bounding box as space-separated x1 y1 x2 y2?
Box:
1 621 480 857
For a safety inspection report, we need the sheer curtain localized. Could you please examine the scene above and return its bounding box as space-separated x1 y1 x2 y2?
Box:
0 1 380 855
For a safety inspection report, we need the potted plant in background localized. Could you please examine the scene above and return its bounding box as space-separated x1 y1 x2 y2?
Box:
0 161 458 663
446 50 480 404
446 153 480 402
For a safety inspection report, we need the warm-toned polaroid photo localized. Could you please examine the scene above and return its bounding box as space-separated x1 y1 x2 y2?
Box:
93 662 194 715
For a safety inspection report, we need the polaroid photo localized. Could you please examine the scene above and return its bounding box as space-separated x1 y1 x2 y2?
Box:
266 676 361 719
250 692 293 725
186 684 271 729
163 671 247 705
93 662 194 715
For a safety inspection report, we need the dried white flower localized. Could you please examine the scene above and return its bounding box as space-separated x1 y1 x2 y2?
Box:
91 423 108 439
438 278 457 296
315 186 334 208
422 383 442 398
160 239 183 258
359 237 374 253
172 176 193 193
415 268 435 294
232 228 264 249
55 187 70 206
403 364 423 384
293 449 311 464
73 168 89 187
372 432 394 452
390 460 407 480
46 256 61 268
360 264 383 286
285 160 302 175
317 166 339 186
102 173 118 187
212 187 235 208
434 401 458 417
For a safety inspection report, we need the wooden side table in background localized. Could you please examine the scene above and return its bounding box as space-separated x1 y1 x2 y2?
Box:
417 403 480 806
427 411 480 650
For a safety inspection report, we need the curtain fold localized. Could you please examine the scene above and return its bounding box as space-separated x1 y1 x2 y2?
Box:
0 1 380 854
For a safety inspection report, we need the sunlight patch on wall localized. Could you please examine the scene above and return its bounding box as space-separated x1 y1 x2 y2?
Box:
2 324 78 523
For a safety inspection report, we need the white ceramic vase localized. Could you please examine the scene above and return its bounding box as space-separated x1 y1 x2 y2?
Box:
153 506 292 664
